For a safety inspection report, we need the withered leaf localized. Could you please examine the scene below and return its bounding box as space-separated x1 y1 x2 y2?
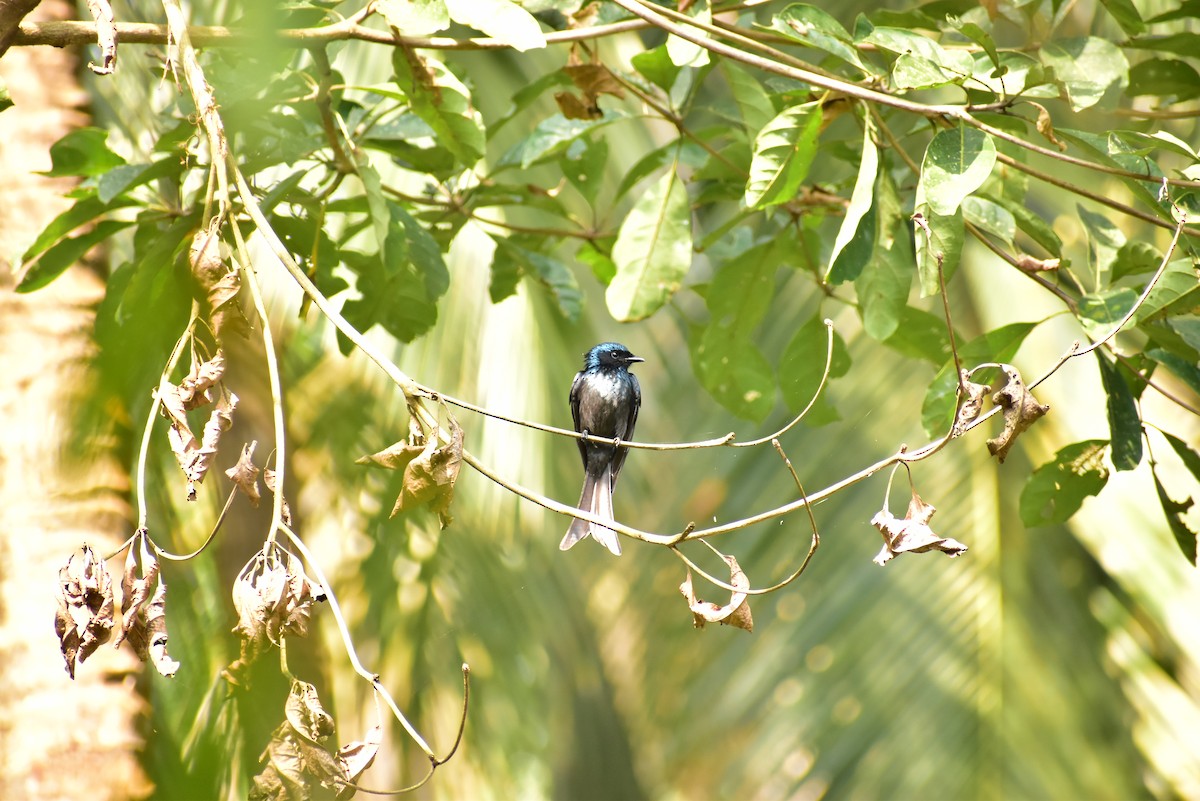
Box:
227 441 262 506
355 439 425 471
264 468 293 526
287 680 336 744
170 393 238 501
987 366 1049 463
55 545 115 679
953 370 991 438
1015 254 1060 273
872 490 968 565
116 539 180 677
555 91 602 120
189 225 225 295
179 350 226 409
564 62 624 99
1031 101 1067 151
336 725 383 800
678 556 754 632
249 721 347 801
231 549 325 671
392 409 464 528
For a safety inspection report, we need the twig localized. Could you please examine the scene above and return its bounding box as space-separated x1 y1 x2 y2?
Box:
734 319 835 447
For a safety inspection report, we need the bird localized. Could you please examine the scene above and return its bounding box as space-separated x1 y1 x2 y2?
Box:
561 342 643 556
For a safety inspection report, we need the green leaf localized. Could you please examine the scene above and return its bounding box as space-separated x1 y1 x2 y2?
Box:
707 239 780 338
1019 440 1110 527
913 203 963 298
445 0 545 51
1111 240 1161 282
1077 289 1137 341
577 240 615 285
962 195 1015 244
1098 0 1145 35
882 307 952 364
498 112 616 170
1135 259 1200 323
921 321 1037 436
1039 37 1129 111
778 314 851 425
1077 205 1125 278
864 27 973 88
19 195 129 267
968 52 1051 97
1154 469 1197 566
607 167 693 321
41 127 126 177
919 127 997 217
666 0 711 67
980 193 1062 257
376 0 449 36
827 117 878 282
16 220 133 293
1125 33 1200 58
1146 348 1200 397
0 80 12 113
562 136 609 208
693 329 775 422
769 4 875 75
631 45 682 93
1095 352 1143 471
491 239 582 321
1161 431 1200 486
855 169 912 341
721 62 775 134
946 16 1000 71
391 50 486 165
744 102 822 209
1128 58 1200 102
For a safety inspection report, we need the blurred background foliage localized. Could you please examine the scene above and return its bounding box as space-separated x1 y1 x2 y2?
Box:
17 0 1200 797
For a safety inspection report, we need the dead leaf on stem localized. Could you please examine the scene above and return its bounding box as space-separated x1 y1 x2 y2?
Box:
116 539 180 677
363 405 464 528
54 545 115 679
872 490 968 565
679 555 754 632
226 441 262 506
189 225 244 340
987 366 1049 463
229 549 325 680
250 681 353 801
264 467 292 526
953 370 991 437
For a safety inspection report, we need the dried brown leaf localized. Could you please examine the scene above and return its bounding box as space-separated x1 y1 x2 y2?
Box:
555 91 602 120
336 725 383 800
227 441 262 506
231 549 324 673
287 680 336 744
355 440 425 471
116 542 159 647
1015 254 1060 273
264 468 293 526
179 350 226 409
392 410 464 528
249 721 346 801
678 556 754 632
872 490 968 565
953 370 991 437
55 545 115 679
564 62 625 99
987 366 1049 463
1030 101 1067 151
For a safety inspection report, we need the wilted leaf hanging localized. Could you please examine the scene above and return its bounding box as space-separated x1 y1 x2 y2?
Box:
872 489 968 565
116 535 180 677
229 548 326 679
226 441 262 506
54 545 115 679
952 370 991 437
678 555 754 631
264 468 293 527
249 680 374 801
375 405 464 528
987 365 1049 463
189 224 245 340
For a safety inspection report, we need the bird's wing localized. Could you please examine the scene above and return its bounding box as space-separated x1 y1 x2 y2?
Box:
611 372 641 487
569 369 587 467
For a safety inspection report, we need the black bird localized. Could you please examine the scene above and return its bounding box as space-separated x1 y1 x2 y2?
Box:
561 342 643 556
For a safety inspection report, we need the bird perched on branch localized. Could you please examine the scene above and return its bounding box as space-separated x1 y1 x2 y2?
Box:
561 342 643 556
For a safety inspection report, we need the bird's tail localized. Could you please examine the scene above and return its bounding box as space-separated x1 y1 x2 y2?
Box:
560 466 622 556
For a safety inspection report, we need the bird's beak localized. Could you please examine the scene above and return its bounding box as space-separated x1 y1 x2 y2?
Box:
627 355 645 364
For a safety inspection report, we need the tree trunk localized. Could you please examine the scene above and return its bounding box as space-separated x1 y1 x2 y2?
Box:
0 3 150 798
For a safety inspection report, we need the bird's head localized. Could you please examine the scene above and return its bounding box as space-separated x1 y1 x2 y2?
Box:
585 342 644 371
